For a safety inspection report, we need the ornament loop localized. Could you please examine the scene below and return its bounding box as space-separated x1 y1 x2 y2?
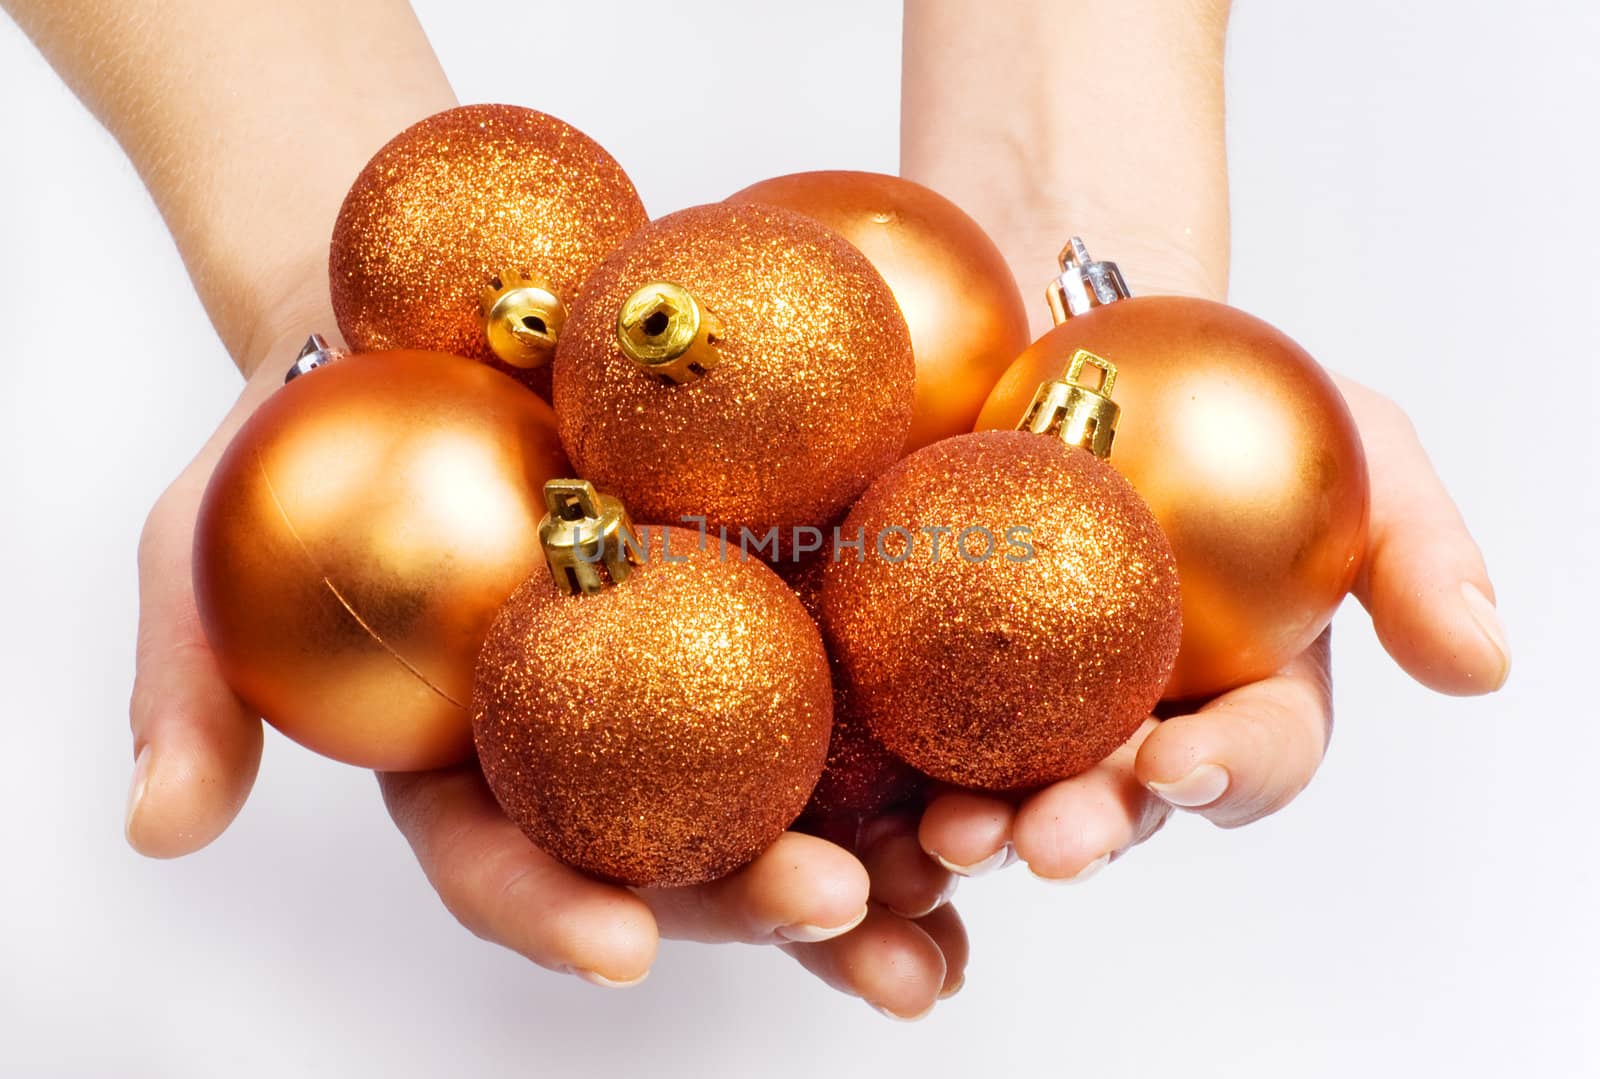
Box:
539 479 642 595
284 334 345 384
1045 237 1131 324
1017 348 1122 459
480 270 567 369
616 281 725 384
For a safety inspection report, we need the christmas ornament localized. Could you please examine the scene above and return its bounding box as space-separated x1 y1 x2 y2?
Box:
976 239 1370 699
821 351 1182 791
329 104 648 395
194 342 570 771
472 481 833 887
729 170 1031 451
551 202 914 549
781 557 924 823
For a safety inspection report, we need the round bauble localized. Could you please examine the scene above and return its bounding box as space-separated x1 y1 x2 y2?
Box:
729 170 1031 452
473 488 833 888
551 202 914 550
976 264 1368 700
329 104 647 395
194 348 570 771
781 557 924 823
821 425 1181 792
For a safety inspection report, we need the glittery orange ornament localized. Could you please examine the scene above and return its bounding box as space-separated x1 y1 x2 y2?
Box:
551 203 914 550
729 170 1031 452
976 240 1369 699
781 557 924 822
329 104 647 395
821 352 1181 791
194 343 570 771
472 482 833 887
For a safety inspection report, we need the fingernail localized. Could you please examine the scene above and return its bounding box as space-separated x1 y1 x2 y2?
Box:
124 745 152 845
778 905 868 943
575 968 649 989
874 1001 935 1022
931 844 1010 878
1461 582 1512 690
890 873 961 919
1028 851 1110 885
938 973 966 1000
1148 763 1230 808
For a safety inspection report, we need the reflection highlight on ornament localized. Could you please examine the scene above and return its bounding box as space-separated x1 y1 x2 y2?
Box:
194 349 571 771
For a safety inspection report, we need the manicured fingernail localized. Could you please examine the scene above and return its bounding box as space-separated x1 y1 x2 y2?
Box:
1461 581 1511 689
124 745 152 844
874 1001 935 1022
778 905 868 943
938 973 966 1000
1029 851 1110 885
1148 763 1230 808
931 844 1009 878
575 968 649 989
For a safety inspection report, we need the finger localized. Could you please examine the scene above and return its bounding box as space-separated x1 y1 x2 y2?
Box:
380 766 658 987
641 831 869 945
1338 378 1510 695
1012 719 1170 881
918 790 1015 877
782 905 947 1021
858 812 958 919
126 480 263 859
1136 633 1333 828
914 903 971 1000
124 359 294 858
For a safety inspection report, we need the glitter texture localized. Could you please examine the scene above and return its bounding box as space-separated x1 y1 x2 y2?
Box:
472 527 833 888
329 105 648 394
782 557 925 821
975 295 1369 699
819 431 1182 792
193 350 571 771
551 203 914 547
728 170 1032 452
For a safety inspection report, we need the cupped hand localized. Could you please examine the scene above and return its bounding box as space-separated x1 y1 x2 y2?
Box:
125 325 964 1013
917 366 1510 881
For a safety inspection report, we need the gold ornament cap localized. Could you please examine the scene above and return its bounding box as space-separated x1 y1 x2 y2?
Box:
616 281 725 384
1017 348 1121 459
284 333 345 383
538 479 642 595
480 270 567 369
1046 237 1131 324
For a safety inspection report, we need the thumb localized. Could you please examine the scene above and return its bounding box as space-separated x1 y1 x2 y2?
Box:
126 474 263 858
1339 376 1510 696
125 367 284 857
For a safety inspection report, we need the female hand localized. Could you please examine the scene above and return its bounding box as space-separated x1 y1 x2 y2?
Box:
126 322 966 1014
915 325 1509 882
898 0 1509 882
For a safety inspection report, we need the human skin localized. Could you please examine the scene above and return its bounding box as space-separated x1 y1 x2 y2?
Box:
0 0 948 1017
2 0 1507 1023
896 0 1508 891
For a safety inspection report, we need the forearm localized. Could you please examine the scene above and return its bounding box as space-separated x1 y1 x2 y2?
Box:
3 0 456 371
901 0 1231 323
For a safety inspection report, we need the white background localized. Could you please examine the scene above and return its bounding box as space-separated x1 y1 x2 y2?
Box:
1 2 1596 1076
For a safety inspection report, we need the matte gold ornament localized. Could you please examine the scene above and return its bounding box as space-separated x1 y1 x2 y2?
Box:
329 104 647 395
551 203 914 550
976 239 1370 699
821 352 1181 791
193 344 570 771
730 170 1031 451
472 481 834 887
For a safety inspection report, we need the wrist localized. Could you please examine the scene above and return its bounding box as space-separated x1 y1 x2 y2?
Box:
226 247 339 379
